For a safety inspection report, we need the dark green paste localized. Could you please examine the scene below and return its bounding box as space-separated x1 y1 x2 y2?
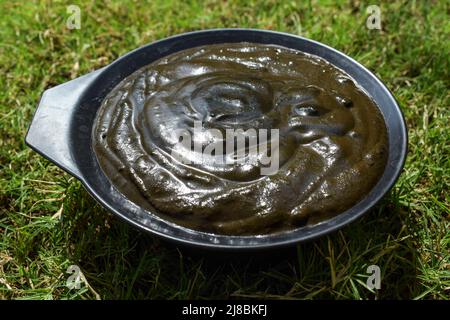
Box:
92 43 388 235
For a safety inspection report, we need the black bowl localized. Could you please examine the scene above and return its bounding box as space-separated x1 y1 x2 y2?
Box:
25 29 407 250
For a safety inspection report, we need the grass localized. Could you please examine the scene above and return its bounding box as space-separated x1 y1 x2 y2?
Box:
0 0 449 300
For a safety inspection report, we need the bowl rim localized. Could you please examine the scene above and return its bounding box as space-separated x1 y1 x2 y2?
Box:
68 28 407 250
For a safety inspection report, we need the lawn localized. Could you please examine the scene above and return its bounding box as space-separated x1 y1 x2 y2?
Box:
0 0 448 299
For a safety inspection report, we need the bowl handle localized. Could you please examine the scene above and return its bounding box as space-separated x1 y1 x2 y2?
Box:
25 68 104 179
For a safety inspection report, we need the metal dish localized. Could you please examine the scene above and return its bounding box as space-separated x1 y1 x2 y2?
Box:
25 29 407 250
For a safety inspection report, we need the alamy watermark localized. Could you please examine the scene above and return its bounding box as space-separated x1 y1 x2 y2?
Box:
66 5 81 30
66 264 83 289
171 121 280 176
366 5 382 30
366 264 381 290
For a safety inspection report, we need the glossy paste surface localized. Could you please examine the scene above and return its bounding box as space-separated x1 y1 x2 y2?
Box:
93 43 388 235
